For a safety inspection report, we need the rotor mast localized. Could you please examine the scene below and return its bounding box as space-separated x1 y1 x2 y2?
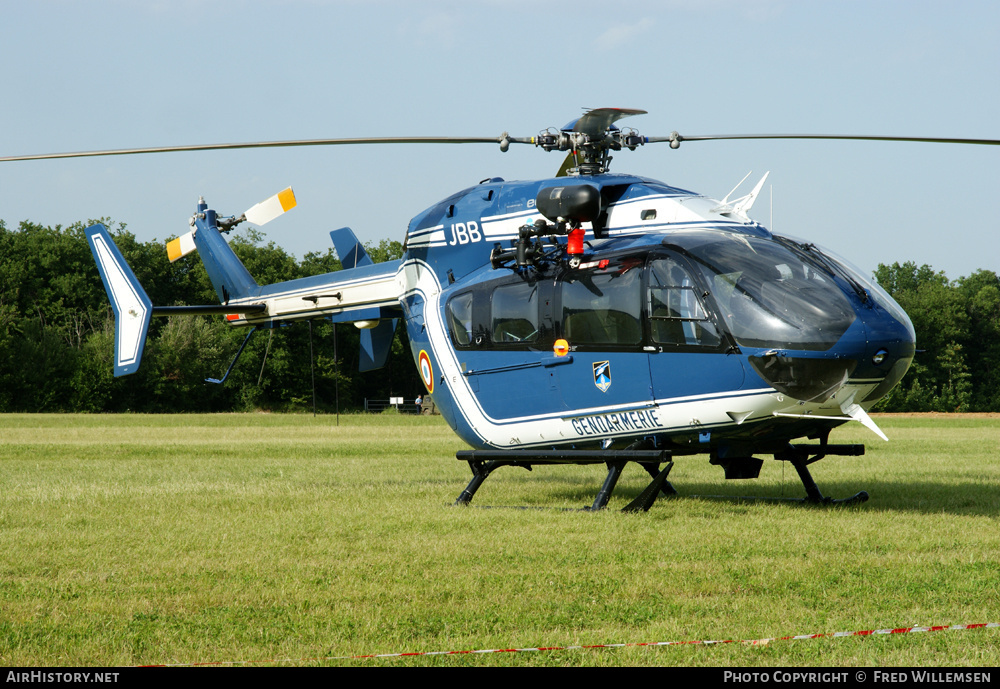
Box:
532 107 649 175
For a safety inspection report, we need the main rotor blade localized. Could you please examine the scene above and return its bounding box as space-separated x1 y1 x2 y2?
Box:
649 133 1000 147
0 136 516 162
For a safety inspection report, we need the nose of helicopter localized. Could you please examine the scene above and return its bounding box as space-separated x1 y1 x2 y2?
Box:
746 297 915 405
854 297 917 404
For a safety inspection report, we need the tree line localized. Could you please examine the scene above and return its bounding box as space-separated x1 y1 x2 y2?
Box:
871 262 1000 412
0 219 421 413
1 219 996 413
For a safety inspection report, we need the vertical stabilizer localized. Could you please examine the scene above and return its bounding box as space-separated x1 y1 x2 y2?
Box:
330 226 399 371
85 224 152 376
330 227 374 269
359 319 399 371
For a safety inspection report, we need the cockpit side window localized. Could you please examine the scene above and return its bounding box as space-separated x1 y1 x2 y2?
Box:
648 257 722 348
447 291 474 346
560 259 643 346
491 282 540 344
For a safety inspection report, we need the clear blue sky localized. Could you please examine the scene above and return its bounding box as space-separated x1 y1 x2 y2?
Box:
2 0 998 278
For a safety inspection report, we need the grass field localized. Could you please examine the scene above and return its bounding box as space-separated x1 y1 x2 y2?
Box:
1 413 998 666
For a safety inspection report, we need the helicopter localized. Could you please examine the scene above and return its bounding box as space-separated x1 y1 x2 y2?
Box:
5 108 999 511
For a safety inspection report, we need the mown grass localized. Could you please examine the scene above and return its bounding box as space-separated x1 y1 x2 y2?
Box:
1 413 998 666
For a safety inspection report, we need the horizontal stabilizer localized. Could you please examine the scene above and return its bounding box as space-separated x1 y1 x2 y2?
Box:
152 304 267 317
86 224 152 376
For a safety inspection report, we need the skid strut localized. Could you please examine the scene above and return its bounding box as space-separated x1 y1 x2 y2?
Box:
455 449 673 512
774 443 869 505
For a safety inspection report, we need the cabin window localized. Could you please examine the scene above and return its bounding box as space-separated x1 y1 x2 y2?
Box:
648 257 722 348
491 282 540 344
447 292 474 346
641 209 657 221
560 259 643 346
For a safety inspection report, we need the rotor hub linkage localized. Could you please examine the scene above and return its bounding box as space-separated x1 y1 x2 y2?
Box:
528 127 648 175
533 128 646 154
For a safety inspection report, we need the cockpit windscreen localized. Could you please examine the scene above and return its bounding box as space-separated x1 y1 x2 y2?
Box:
674 232 857 350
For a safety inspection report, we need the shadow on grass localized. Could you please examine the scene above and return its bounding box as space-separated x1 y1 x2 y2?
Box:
453 465 1000 517
649 479 1000 517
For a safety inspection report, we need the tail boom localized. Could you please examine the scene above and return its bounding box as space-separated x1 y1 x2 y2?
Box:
87 203 405 380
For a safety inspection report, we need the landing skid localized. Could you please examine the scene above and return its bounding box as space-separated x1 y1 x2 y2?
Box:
454 442 869 510
454 450 674 512
773 442 869 505
689 491 869 506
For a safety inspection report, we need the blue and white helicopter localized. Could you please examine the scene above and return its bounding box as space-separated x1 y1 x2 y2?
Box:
8 108 999 510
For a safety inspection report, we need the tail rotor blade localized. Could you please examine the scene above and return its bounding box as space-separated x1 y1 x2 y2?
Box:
244 187 297 226
166 231 197 263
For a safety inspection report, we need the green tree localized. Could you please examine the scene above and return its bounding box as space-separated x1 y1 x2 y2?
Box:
873 262 981 412
0 218 420 412
365 238 405 264
957 270 1000 410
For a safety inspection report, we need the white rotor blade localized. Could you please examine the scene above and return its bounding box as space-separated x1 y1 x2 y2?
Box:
244 187 298 226
166 231 197 263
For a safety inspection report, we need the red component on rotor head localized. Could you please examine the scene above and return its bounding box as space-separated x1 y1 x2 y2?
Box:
567 228 585 255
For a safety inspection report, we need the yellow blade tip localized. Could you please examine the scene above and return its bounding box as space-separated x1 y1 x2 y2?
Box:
166 237 183 262
278 187 296 212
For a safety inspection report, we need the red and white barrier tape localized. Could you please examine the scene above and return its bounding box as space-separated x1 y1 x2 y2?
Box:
149 622 998 666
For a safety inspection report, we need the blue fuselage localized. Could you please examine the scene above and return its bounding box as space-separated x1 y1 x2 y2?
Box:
397 174 915 454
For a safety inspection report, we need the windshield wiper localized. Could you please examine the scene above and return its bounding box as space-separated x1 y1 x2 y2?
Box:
778 237 869 304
